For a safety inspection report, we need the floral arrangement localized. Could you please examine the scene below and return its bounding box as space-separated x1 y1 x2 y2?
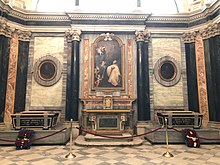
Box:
182 129 200 148
15 129 35 150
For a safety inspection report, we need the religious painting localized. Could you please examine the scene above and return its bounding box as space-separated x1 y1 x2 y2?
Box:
92 34 124 90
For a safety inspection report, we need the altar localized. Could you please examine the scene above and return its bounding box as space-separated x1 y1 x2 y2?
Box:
81 97 135 134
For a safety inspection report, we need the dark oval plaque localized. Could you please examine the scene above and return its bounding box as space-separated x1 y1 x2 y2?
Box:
34 55 61 87
159 61 176 81
38 60 56 81
154 56 181 87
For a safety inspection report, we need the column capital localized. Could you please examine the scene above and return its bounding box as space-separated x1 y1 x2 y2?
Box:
135 30 150 42
17 29 31 41
182 22 220 43
0 20 13 38
65 28 81 42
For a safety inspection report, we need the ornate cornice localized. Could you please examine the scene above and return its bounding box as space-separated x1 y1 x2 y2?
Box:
0 0 219 27
135 30 150 42
67 13 151 21
65 28 81 42
182 22 220 43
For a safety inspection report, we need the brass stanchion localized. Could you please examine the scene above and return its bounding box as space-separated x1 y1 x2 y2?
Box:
162 118 174 158
65 119 76 159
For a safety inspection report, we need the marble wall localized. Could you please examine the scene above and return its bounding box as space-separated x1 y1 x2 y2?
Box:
30 37 64 107
151 38 185 109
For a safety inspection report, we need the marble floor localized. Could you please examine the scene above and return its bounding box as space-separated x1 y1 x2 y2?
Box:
0 141 220 165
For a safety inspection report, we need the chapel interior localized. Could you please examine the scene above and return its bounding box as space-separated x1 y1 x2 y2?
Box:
0 0 220 148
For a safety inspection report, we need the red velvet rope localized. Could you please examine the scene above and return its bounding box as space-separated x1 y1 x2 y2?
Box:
32 127 67 142
76 127 162 139
0 127 67 143
172 127 220 141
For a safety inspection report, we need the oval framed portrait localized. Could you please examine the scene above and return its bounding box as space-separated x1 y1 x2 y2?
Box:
154 56 181 87
34 55 62 86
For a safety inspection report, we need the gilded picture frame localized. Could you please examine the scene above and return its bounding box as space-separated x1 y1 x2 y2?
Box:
91 34 125 91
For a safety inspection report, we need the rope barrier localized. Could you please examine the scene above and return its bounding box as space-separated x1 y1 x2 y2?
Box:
31 127 67 142
76 126 162 139
172 127 220 141
0 127 67 143
0 138 17 143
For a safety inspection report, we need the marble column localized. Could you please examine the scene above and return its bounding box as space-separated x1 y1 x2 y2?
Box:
135 30 151 121
0 21 11 123
182 22 220 125
14 30 31 113
65 29 81 121
183 34 199 113
202 22 220 122
4 30 19 127
195 35 209 125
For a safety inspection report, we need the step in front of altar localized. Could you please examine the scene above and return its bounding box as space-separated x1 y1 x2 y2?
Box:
75 134 143 146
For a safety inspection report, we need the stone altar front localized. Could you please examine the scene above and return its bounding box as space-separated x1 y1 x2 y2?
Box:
81 97 135 134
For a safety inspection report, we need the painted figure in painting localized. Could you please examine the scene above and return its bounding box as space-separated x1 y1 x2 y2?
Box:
107 60 121 86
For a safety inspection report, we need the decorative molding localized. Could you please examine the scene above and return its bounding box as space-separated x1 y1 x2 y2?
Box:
82 39 92 99
4 31 19 124
0 0 219 25
100 33 114 41
195 35 209 125
67 13 151 21
65 28 81 42
182 22 220 43
127 39 133 98
135 30 150 42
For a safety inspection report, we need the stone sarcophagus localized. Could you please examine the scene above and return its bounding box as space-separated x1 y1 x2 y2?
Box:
81 97 135 134
157 111 203 129
11 111 60 130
